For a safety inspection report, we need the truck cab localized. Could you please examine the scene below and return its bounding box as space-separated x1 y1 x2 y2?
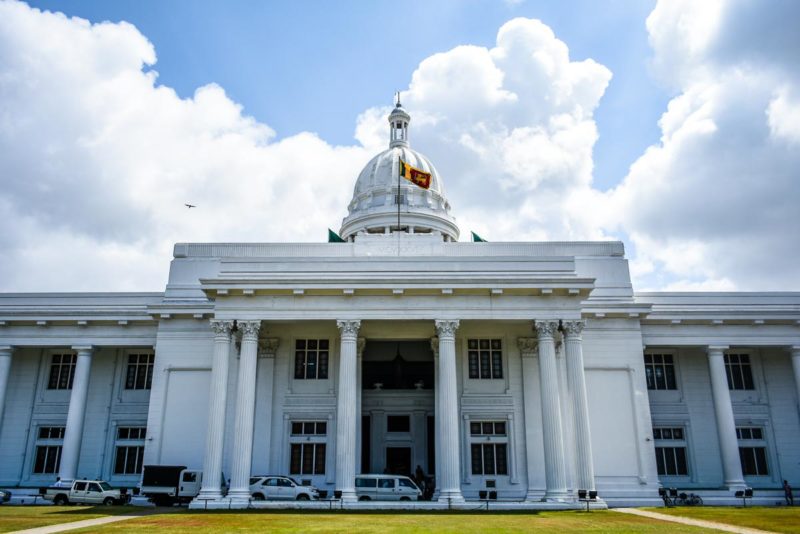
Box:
140 465 213 506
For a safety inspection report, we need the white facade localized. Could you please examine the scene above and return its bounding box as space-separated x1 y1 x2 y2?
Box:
0 105 799 507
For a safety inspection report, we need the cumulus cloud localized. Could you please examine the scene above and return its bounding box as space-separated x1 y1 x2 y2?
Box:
600 0 800 290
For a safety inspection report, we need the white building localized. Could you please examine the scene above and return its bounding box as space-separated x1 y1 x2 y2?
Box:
0 103 798 508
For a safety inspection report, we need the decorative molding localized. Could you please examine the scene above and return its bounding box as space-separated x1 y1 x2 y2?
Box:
562 320 585 338
534 320 559 339
209 319 234 338
258 337 279 358
434 319 459 338
71 345 93 355
430 337 439 358
238 320 261 340
517 337 538 356
706 345 729 355
336 319 361 338
356 337 366 357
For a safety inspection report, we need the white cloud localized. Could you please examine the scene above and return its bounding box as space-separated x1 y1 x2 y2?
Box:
600 0 800 290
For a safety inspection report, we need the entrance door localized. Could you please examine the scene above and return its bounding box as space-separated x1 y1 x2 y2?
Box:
385 447 411 476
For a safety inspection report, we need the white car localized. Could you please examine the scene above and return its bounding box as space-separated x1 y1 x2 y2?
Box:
355 474 421 501
249 476 319 501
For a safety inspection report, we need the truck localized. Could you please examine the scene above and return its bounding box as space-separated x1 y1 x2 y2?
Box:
43 480 125 505
139 465 209 506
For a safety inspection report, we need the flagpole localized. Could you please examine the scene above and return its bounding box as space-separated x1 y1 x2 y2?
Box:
397 162 401 232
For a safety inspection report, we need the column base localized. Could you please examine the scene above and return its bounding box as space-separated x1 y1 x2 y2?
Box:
543 490 571 502
725 481 748 491
437 490 465 504
194 489 224 501
226 489 252 503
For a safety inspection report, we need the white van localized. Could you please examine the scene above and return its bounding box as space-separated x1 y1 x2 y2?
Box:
355 474 421 501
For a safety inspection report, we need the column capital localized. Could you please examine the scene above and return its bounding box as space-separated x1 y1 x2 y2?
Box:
356 337 366 357
562 320 585 339
430 337 439 358
70 345 93 355
337 320 361 339
0 346 14 355
534 320 559 339
209 319 234 338
517 337 538 356
257 337 279 358
434 319 459 339
706 345 729 356
788 345 800 356
238 320 261 340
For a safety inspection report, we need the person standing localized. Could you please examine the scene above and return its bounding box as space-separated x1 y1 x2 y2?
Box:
784 480 794 506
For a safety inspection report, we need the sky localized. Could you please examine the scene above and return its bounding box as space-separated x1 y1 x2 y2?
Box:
0 0 798 292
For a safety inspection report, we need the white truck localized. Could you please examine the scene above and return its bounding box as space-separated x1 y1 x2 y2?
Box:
139 465 206 506
43 480 125 505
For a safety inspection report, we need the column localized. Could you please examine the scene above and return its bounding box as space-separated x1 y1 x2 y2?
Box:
430 337 440 496
227 320 261 501
355 337 365 474
791 346 800 413
335 320 360 501
59 346 93 483
435 320 464 503
534 321 568 500
0 346 12 430
518 338 540 500
707 345 746 490
196 320 234 500
563 320 596 492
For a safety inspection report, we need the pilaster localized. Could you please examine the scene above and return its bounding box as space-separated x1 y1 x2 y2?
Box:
518 337 540 501
0 346 12 432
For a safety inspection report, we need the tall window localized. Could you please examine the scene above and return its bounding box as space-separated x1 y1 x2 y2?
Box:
33 426 64 474
125 353 154 390
47 354 76 390
469 421 508 475
644 353 677 390
653 426 688 476
289 421 327 475
294 340 329 380
737 426 768 476
467 339 503 379
725 354 754 390
114 427 146 475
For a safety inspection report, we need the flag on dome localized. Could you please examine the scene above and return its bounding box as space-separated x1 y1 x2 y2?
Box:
399 159 432 190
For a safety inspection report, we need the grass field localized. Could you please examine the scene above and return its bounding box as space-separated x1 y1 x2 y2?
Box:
0 505 131 532
644 505 800 534
2 506 798 533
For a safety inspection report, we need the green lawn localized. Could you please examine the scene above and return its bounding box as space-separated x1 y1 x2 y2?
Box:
69 510 711 533
0 505 132 532
644 505 800 534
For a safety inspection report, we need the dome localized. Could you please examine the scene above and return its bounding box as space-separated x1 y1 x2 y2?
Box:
339 101 459 242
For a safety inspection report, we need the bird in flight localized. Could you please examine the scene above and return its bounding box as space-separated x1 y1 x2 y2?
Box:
185 203 196 209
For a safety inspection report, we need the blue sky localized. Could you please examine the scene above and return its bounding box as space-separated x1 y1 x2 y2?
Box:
28 0 665 191
2 0 799 292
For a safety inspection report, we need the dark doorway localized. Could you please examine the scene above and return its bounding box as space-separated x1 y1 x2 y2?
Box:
362 341 434 390
361 415 371 473
385 447 411 476
426 415 435 474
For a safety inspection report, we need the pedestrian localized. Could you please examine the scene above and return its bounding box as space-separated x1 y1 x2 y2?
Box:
784 480 794 506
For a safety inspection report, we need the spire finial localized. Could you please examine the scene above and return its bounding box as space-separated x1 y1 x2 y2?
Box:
394 90 401 108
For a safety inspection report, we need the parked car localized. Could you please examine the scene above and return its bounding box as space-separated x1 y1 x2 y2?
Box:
139 465 212 506
0 489 11 503
248 476 319 501
43 480 125 505
355 474 421 501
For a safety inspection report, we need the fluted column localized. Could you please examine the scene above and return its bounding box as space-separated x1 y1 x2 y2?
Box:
59 346 93 483
228 320 261 501
430 336 440 498
335 320 360 501
197 320 234 500
0 346 12 431
791 346 800 413
534 321 568 500
435 320 464 503
356 337 365 474
707 345 746 489
563 321 596 492
518 338 540 500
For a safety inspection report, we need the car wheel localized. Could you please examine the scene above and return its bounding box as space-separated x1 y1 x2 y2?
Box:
358 496 371 501
252 493 265 501
103 497 115 506
54 495 69 506
296 494 310 501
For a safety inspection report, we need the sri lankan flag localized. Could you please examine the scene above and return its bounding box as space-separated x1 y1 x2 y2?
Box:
399 159 432 190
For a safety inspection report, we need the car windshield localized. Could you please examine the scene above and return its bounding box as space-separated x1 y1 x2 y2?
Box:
99 482 112 491
287 477 302 486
